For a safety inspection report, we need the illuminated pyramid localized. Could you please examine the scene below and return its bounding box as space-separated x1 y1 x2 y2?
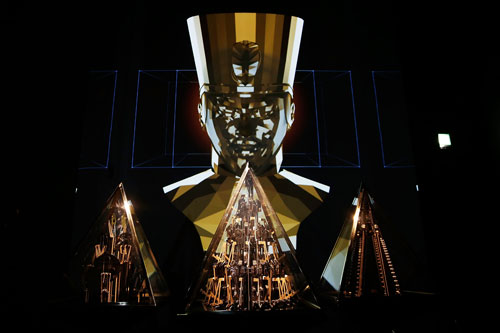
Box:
186 164 319 311
320 186 401 298
70 183 169 305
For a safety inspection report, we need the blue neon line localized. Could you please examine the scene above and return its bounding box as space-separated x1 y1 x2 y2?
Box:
385 159 402 166
78 158 107 169
282 152 356 167
283 152 357 166
145 69 351 73
385 159 414 167
171 153 210 167
178 70 198 79
318 85 330 157
327 71 349 81
124 68 367 170
280 165 360 169
141 70 169 82
105 70 118 168
171 70 179 168
88 161 107 167
317 71 350 164
312 70 322 168
131 165 361 169
349 71 361 168
132 165 210 169
296 69 349 73
173 153 191 166
132 156 164 168
372 71 386 167
301 152 322 165
328 153 359 166
164 81 171 156
141 69 196 72
135 152 211 168
384 165 415 169
78 70 116 170
130 164 360 170
131 70 142 168
296 70 314 82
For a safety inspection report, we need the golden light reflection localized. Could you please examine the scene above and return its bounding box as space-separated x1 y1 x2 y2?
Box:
353 206 361 225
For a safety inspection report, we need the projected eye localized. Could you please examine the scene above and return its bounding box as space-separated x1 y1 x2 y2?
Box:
232 64 243 76
248 62 259 76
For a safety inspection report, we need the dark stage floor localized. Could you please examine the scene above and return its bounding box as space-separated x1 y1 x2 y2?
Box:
7 292 467 332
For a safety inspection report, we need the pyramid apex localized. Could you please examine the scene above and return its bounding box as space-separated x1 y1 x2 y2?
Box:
320 186 401 298
186 164 318 311
70 184 169 305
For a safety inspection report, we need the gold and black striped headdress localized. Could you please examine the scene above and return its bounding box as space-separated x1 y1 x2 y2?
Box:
187 13 304 97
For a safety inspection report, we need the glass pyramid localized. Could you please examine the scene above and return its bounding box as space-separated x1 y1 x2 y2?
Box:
320 185 401 297
186 164 319 312
70 183 169 305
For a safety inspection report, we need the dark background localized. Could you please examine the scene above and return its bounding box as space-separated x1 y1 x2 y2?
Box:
5 0 497 331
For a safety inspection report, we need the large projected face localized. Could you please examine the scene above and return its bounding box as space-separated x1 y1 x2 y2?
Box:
200 90 294 176
198 41 294 175
188 13 303 176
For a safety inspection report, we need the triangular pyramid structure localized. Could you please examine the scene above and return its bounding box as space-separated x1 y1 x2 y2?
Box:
70 183 169 305
320 185 401 298
164 169 328 251
186 164 319 311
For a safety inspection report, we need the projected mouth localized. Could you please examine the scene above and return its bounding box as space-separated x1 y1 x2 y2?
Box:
206 93 285 173
228 137 266 158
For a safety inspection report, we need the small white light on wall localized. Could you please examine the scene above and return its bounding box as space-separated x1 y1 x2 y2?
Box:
438 133 451 149
416 184 419 191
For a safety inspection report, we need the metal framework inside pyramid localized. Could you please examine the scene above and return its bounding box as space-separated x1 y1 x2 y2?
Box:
320 185 401 297
186 164 319 311
70 183 169 305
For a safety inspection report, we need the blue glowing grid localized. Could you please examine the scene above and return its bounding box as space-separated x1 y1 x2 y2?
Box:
78 70 118 170
131 69 360 169
372 70 415 168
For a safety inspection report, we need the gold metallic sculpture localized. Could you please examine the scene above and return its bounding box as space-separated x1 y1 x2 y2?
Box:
164 13 330 250
186 164 319 311
320 186 401 298
70 183 169 305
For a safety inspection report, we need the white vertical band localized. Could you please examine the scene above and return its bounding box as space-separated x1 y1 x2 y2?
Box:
187 16 209 90
283 17 304 86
